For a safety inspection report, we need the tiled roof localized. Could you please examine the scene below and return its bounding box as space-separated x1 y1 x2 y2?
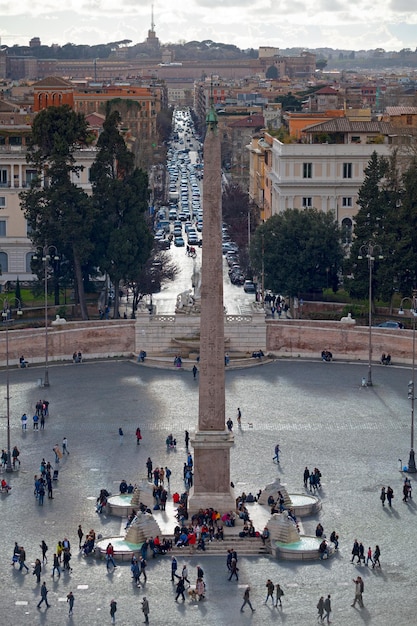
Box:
315 86 338 95
385 106 417 116
33 76 73 88
229 114 264 128
304 118 396 134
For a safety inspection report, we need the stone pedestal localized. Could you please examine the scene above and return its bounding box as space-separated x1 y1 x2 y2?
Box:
188 430 235 514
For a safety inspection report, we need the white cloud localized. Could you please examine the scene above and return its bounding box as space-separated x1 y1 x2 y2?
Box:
1 0 417 49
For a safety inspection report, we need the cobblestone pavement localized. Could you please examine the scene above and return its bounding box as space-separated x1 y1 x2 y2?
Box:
0 359 415 625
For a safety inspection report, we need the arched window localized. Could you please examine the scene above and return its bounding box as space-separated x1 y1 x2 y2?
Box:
342 217 353 244
0 251 8 273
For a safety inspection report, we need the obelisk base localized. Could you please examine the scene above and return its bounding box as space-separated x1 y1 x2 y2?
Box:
188 430 236 515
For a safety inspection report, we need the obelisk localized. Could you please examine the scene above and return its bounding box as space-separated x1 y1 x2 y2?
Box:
188 105 235 514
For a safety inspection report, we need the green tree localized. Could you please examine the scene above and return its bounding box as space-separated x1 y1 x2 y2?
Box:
90 110 153 318
391 157 417 295
250 209 343 296
20 105 94 320
15 277 22 308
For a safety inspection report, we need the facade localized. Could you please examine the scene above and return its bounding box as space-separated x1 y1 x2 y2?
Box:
265 119 399 241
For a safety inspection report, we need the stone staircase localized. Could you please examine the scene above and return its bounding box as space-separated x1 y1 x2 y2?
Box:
165 531 271 558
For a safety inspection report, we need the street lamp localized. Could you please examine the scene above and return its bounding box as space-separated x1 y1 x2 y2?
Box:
358 242 383 387
399 292 417 473
33 245 59 388
1 296 22 473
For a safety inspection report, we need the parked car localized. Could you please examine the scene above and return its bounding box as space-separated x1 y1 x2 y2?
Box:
243 280 257 294
377 321 403 329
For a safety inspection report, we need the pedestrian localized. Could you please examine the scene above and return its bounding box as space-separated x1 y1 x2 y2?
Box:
386 485 394 507
192 364 198 379
12 446 20 468
136 427 142 445
165 466 171 488
146 457 153 480
181 564 190 584
38 481 45 505
40 414 45 429
52 552 61 578
185 430 190 448
131 558 140 587
171 556 178 581
142 597 150 624
37 581 51 609
317 596 324 622
67 591 75 616
228 555 239 581
273 443 280 463
19 547 29 572
106 543 117 571
33 558 42 583
118 427 124 443
197 565 204 579
40 540 48 564
21 413 27 430
380 486 386 506
226 417 233 432
77 525 84 549
237 407 241 426
175 577 186 602
351 538 360 563
366 546 373 567
110 599 117 624
358 541 365 564
373 545 381 568
240 586 255 613
303 466 310 488
33 413 39 430
62 436 69 454
265 579 274 604
275 583 284 608
323 594 331 623
403 481 409 502
139 556 147 583
351 576 364 608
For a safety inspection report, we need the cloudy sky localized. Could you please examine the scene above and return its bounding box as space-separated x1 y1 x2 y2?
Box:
1 0 416 51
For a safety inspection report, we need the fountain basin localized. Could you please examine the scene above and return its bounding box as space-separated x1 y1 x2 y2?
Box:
273 535 335 560
96 536 143 562
106 494 134 517
288 493 321 517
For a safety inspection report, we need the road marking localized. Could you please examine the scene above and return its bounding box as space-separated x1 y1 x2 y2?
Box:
15 601 28 605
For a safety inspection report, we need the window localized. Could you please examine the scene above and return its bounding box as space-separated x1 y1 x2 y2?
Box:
303 162 312 178
0 220 6 236
343 163 352 178
0 197 5 208
302 197 312 208
25 170 37 186
0 169 7 187
407 115 413 125
342 197 352 207
0 251 8 272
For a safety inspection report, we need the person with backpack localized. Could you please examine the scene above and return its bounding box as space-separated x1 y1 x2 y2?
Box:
275 583 284 607
317 596 324 622
373 545 381 568
323 595 332 624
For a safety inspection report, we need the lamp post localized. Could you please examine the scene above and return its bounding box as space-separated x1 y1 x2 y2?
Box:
358 242 383 387
34 245 59 388
1 297 22 472
399 292 417 473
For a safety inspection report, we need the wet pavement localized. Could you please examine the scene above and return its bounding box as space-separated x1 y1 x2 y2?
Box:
0 358 416 625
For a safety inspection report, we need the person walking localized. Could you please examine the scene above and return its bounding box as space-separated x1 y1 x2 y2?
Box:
136 427 142 445
351 539 360 563
142 597 150 624
175 577 186 602
226 418 233 432
303 466 310 488
12 446 20 468
265 579 274 605
237 407 242 426
275 583 284 608
106 543 117 571
139 556 147 583
52 552 61 578
146 457 153 480
19 547 29 573
33 558 42 583
323 594 332 623
380 486 386 506
40 540 48 564
273 444 280 463
317 596 324 622
110 599 117 624
171 557 178 582
21 413 27 430
386 485 394 507
192 364 198 379
165 467 171 488
37 581 51 609
228 555 239 581
118 427 124 443
62 437 69 454
77 525 84 549
240 586 255 613
373 545 381 568
67 591 75 616
366 546 373 567
185 430 190 449
351 576 364 608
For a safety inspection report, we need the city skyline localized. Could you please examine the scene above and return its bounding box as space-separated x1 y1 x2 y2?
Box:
0 1 416 53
